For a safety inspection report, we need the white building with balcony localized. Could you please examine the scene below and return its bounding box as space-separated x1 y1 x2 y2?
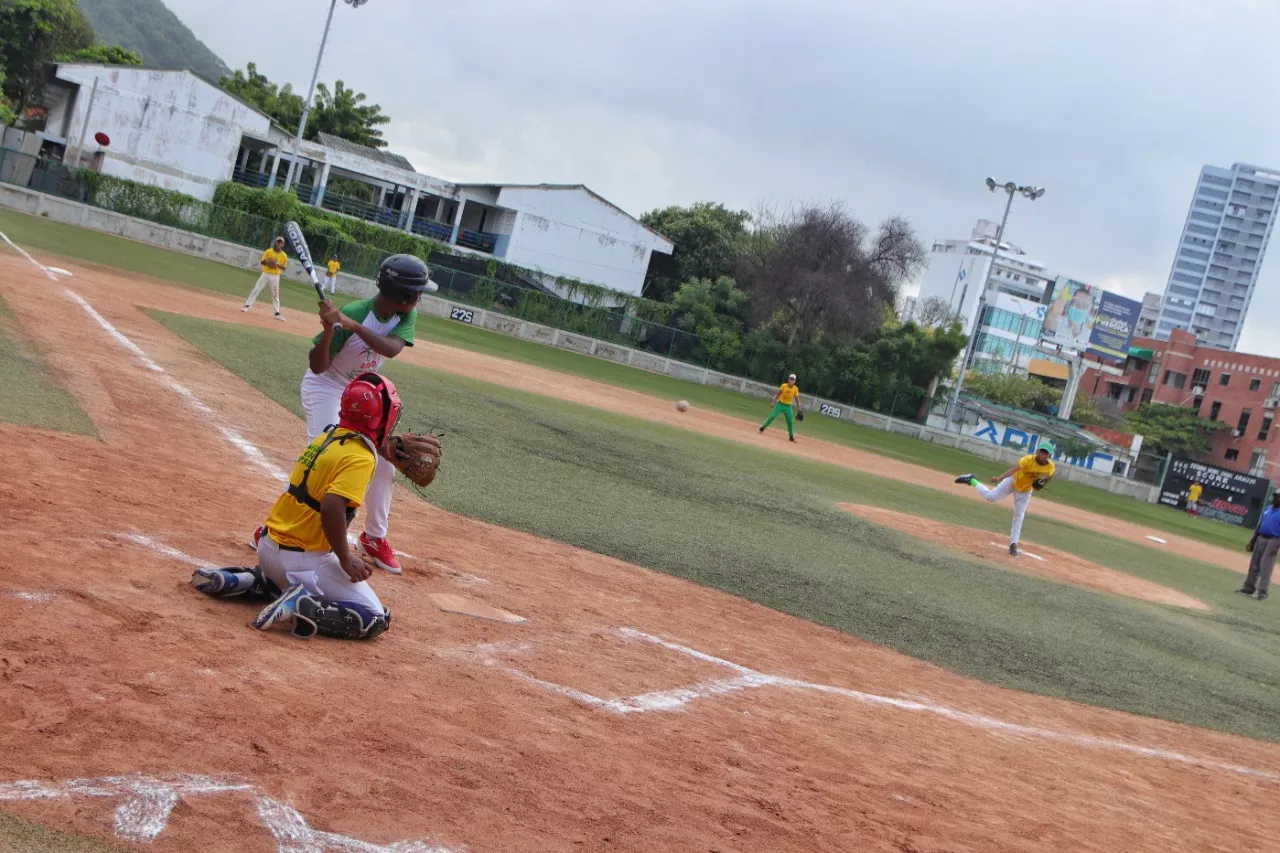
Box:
39 62 673 296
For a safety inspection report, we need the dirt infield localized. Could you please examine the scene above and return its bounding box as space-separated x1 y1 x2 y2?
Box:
3 255 1279 852
840 504 1211 611
27 254 1246 576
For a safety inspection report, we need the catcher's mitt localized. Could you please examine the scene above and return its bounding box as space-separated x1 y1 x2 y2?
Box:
382 432 442 488
795 410 804 421
1032 477 1048 491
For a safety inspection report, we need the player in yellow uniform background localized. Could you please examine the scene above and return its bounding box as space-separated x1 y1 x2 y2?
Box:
1186 481 1203 517
242 236 289 320
323 255 341 295
954 443 1056 556
759 373 804 442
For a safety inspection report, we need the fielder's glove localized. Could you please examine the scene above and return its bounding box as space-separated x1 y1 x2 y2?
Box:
1032 477 1049 491
381 432 442 488
795 410 804 422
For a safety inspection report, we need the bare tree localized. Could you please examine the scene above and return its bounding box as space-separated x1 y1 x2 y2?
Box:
913 296 960 328
737 203 926 345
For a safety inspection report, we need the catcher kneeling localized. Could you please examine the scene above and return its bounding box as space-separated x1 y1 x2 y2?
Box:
192 373 441 640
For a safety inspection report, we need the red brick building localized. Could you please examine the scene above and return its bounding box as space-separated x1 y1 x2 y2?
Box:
1081 329 1280 477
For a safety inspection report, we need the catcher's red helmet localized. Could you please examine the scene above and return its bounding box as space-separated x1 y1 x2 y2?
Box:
339 373 402 444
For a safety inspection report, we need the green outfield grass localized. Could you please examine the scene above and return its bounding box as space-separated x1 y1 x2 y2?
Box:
0 206 1249 551
151 310 1280 742
0 294 96 436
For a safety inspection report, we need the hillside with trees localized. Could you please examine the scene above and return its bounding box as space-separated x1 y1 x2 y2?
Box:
77 0 230 82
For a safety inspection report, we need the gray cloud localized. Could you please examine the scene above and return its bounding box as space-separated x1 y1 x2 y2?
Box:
169 0 1280 354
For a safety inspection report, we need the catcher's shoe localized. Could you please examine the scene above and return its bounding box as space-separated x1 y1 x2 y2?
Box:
249 525 265 550
1009 543 1018 557
1259 591 1270 602
253 584 310 633
358 532 402 574
955 473 976 485
1239 586 1257 596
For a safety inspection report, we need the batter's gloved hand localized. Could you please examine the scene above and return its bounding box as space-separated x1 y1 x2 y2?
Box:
382 432 443 488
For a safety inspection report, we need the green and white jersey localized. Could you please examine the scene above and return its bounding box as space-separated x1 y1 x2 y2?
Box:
306 298 416 390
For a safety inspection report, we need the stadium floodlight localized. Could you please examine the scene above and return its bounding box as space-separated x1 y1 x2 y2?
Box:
282 0 373 192
944 177 1047 426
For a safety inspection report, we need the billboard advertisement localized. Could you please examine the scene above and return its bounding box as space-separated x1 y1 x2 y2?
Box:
1159 457 1272 528
1087 292 1143 361
1040 276 1102 353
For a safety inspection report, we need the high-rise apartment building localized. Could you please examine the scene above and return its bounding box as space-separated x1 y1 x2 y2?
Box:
1154 163 1280 350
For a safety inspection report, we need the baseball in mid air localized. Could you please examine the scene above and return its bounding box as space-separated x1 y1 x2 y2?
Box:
676 400 689 412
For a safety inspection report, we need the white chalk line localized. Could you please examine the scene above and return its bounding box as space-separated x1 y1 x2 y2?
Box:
0 774 455 851
0 774 250 843
1146 535 1169 544
65 289 288 484
445 627 1280 784
988 542 1046 562
0 229 59 281
116 533 217 569
5 232 417 560
11 591 57 604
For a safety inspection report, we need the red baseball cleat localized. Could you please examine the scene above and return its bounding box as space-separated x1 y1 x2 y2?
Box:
358 532 402 574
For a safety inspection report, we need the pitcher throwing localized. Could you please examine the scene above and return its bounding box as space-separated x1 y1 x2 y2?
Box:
954 442 1056 556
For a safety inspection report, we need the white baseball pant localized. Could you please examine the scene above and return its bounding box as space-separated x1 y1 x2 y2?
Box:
300 373 396 539
244 272 281 314
256 534 382 610
975 476 1033 545
323 274 338 295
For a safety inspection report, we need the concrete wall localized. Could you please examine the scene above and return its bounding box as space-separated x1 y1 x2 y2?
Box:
495 186 674 297
53 65 272 202
0 185 1158 504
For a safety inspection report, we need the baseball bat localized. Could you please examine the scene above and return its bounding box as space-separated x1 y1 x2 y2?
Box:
283 220 326 301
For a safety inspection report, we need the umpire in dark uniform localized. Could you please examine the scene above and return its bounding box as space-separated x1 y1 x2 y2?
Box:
1241 491 1280 601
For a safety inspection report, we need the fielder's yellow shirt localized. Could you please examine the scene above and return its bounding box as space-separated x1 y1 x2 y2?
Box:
1013 454 1056 493
266 429 377 552
260 248 288 275
327 259 341 276
777 384 800 405
1188 484 1203 501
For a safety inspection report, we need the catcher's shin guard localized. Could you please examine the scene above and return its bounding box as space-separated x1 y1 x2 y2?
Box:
192 566 279 600
293 597 391 640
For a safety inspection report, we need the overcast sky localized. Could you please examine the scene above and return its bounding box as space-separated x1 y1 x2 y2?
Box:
169 0 1280 355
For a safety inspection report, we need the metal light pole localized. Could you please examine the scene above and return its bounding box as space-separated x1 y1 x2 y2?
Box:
282 0 370 193
944 178 1045 427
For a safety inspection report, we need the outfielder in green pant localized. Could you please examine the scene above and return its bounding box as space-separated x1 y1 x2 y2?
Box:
759 372 803 442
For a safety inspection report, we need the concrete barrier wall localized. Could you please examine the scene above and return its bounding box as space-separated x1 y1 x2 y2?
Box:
0 184 1160 504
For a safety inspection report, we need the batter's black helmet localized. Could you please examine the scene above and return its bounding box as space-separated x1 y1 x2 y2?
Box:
376 254 437 300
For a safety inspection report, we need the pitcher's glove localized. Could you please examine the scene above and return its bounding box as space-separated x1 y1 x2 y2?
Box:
382 432 442 488
795 410 804 421
1032 477 1048 491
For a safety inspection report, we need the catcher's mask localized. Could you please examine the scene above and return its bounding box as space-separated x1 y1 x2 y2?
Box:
339 373 403 445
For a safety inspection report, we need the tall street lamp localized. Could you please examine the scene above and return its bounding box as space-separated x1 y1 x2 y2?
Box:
944 178 1045 427
282 0 370 194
